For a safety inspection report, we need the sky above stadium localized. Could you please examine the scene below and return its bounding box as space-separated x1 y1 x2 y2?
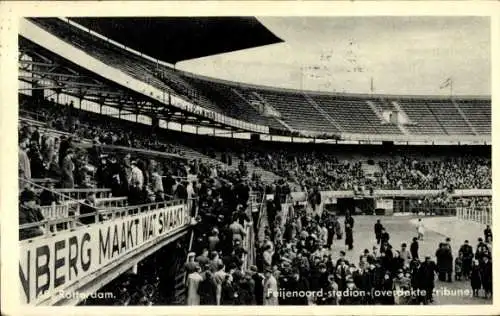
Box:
178 17 490 96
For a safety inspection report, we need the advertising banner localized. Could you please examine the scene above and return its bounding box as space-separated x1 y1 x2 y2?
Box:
19 204 190 305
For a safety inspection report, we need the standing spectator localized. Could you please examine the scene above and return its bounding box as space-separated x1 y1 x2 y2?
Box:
213 263 226 305
459 240 474 279
480 256 492 299
19 137 31 188
484 225 493 243
263 268 278 305
374 219 383 244
470 259 482 297
410 237 419 260
416 218 425 240
61 149 75 188
198 270 217 305
418 256 437 304
249 266 264 305
129 160 144 205
345 224 354 251
229 217 246 244
29 144 45 179
400 243 411 268
186 265 203 305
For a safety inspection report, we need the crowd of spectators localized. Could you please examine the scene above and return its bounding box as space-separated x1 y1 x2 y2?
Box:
184 199 493 306
376 156 491 191
18 96 493 306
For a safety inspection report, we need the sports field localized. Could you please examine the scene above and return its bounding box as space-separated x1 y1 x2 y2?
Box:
329 215 491 305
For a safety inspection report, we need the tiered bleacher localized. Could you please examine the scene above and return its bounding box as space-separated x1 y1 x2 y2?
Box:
27 18 491 139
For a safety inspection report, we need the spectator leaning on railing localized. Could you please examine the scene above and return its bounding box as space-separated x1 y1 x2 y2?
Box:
19 189 45 240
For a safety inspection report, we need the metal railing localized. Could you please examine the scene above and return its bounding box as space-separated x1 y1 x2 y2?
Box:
20 179 193 240
456 206 492 226
242 193 257 271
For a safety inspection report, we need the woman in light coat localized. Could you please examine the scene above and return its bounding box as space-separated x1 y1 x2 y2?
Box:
186 266 203 305
263 269 279 305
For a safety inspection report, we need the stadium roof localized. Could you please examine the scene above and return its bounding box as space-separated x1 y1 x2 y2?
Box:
68 17 284 64
19 36 246 131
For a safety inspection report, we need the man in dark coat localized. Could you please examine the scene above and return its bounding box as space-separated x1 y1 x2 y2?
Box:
459 240 474 279
287 269 310 305
484 225 493 243
79 192 98 225
479 256 492 298
326 214 336 248
410 237 419 260
39 182 60 206
374 219 383 244
380 228 390 245
345 223 354 250
199 270 218 305
19 189 45 240
435 243 447 282
418 256 437 304
345 212 354 230
249 266 264 305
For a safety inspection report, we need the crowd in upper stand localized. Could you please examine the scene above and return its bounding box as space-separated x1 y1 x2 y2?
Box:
20 97 491 195
375 156 491 191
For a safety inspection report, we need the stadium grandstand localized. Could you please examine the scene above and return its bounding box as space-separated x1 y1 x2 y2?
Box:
18 17 491 307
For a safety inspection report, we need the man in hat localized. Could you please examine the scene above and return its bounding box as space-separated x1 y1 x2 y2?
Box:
289 269 310 305
484 225 493 243
79 192 98 225
380 228 390 245
418 256 437 304
480 255 492 299
345 223 354 250
249 265 264 305
459 240 474 280
214 262 227 305
61 148 75 188
19 189 45 240
196 248 210 268
185 252 198 273
128 160 144 205
39 181 60 206
410 237 419 260
374 219 383 245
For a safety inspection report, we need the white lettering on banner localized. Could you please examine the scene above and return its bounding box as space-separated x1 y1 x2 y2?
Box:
19 204 190 305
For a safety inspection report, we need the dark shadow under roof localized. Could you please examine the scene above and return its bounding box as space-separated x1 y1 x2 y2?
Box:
68 17 284 64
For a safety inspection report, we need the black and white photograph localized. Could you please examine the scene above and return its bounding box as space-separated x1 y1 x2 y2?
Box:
3 3 497 314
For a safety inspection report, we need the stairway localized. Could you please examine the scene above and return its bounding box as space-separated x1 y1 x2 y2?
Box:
389 101 411 135
452 100 479 135
303 93 344 132
252 92 293 132
365 100 386 121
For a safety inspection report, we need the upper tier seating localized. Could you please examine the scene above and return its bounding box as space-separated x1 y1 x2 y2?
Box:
252 90 339 134
455 100 491 135
180 76 286 131
28 18 491 138
310 95 402 134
